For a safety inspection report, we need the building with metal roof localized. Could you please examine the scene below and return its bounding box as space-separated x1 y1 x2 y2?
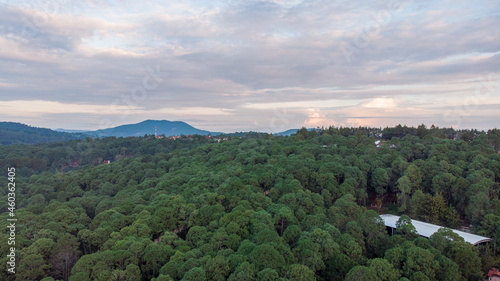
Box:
379 214 493 245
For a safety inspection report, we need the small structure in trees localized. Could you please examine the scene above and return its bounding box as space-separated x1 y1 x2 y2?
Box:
488 268 500 281
380 214 492 245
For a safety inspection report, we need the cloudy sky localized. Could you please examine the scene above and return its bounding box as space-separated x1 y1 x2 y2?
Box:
0 0 499 133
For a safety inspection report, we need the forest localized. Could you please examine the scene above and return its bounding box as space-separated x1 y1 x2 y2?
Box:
0 122 87 146
0 124 499 281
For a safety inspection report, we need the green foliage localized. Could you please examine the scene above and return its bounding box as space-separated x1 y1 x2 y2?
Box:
285 264 316 281
227 262 256 281
256 268 280 281
345 265 377 281
368 258 401 281
250 244 285 271
372 168 390 197
17 254 51 281
205 256 230 281
396 215 417 240
181 267 207 281
1 125 499 280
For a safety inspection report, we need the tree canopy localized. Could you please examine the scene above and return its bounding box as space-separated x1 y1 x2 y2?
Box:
1 125 499 280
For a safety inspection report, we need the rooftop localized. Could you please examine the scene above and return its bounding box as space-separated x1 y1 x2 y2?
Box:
379 214 492 245
488 268 500 278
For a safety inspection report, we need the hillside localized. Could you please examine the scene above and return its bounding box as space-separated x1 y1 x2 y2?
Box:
86 120 222 137
0 122 87 145
0 134 216 177
0 125 499 280
0 120 224 145
275 129 299 136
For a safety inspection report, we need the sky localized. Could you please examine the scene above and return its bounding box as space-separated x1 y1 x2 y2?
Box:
0 0 499 133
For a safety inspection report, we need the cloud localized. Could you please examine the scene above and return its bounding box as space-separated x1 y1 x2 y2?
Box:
0 0 499 131
0 100 135 117
243 98 363 110
362 97 397 108
151 107 235 116
303 108 338 128
0 81 17 88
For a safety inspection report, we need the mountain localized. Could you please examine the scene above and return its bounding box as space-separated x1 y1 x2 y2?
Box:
0 122 87 145
275 129 299 136
1 120 295 144
54 128 90 133
85 120 223 137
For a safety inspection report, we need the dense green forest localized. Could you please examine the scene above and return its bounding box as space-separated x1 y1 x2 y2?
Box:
0 134 218 178
1 125 499 280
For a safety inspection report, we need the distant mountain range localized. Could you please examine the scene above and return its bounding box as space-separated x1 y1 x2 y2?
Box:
54 129 90 133
0 122 87 145
85 120 223 137
0 120 299 145
274 129 299 136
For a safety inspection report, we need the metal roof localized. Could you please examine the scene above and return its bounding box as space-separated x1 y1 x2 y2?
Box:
379 214 492 245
